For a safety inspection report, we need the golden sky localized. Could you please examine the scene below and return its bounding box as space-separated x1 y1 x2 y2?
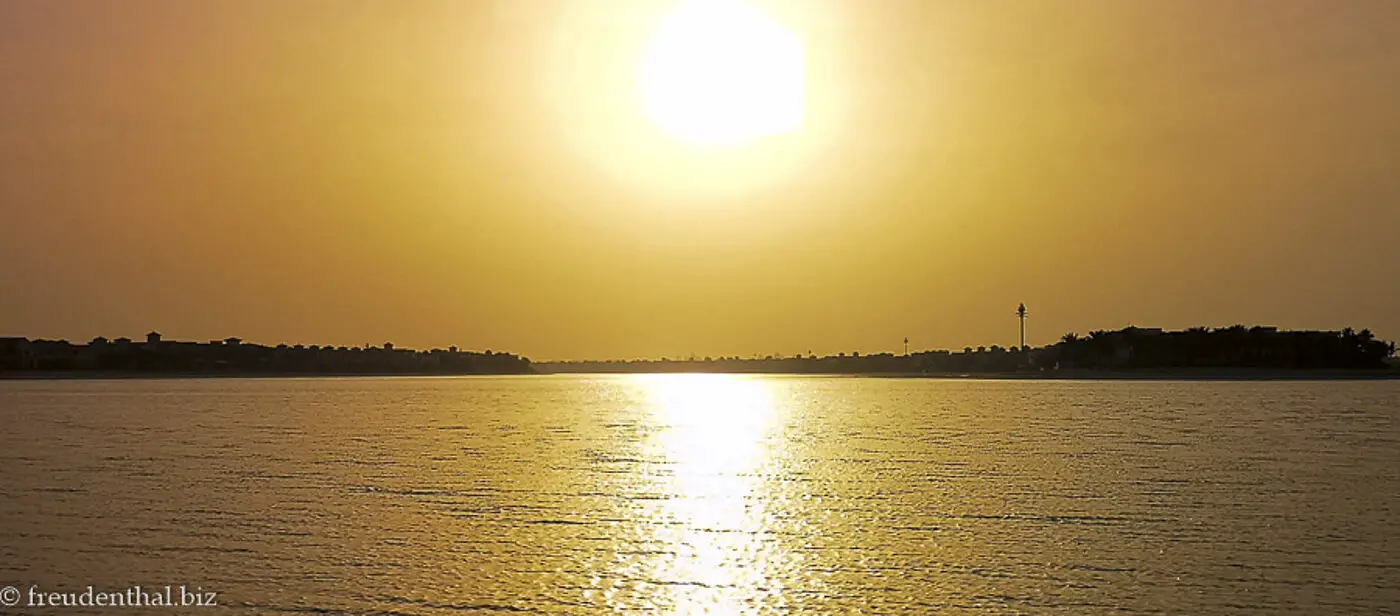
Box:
2 1 1398 360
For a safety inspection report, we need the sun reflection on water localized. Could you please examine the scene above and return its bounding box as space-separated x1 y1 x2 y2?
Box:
636 374 789 614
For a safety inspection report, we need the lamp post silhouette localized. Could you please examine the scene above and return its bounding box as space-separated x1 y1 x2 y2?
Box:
1016 303 1028 351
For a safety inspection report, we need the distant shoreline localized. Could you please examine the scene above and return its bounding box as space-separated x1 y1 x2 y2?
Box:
871 369 1400 381
0 370 535 381
5 369 1397 382
537 367 1400 381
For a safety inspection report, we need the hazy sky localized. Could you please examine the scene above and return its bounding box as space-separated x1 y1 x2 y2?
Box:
2 1 1398 360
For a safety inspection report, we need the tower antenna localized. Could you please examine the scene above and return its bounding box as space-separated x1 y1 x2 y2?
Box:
1016 303 1028 350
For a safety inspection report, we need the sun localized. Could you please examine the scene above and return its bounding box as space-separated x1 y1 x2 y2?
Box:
639 0 805 147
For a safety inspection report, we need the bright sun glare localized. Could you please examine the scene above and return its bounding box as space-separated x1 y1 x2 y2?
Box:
640 374 781 610
639 0 805 147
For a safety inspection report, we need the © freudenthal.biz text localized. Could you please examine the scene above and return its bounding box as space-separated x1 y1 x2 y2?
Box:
1 585 218 608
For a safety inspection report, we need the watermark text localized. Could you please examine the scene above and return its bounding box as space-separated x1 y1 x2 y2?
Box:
0 585 217 608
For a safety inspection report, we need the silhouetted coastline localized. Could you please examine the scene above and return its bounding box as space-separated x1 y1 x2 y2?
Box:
538 326 1398 378
4 326 1395 380
0 332 533 377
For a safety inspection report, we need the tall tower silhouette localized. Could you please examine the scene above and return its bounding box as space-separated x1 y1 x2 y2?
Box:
1016 303 1028 350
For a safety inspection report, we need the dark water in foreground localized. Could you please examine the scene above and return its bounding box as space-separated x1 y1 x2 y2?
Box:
0 376 1397 615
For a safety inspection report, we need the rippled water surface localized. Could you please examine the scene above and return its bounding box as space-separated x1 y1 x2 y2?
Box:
1 375 1398 614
